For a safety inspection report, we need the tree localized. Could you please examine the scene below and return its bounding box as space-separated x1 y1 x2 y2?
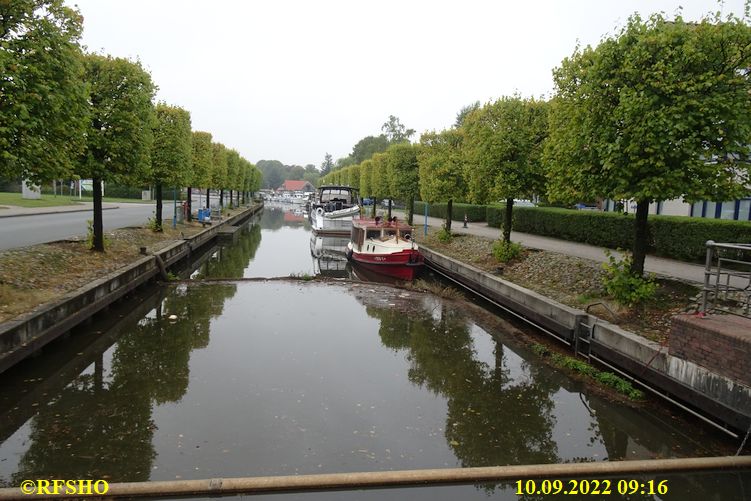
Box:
79 54 156 251
225 149 241 207
151 104 192 230
320 153 334 176
463 96 548 242
381 115 415 143
417 129 467 232
371 152 390 217
257 159 285 189
210 142 228 207
0 0 89 185
359 159 373 207
191 131 213 211
455 101 480 128
386 142 420 225
546 13 751 275
351 135 390 164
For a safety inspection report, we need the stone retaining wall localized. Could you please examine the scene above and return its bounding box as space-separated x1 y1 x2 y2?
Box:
669 314 751 387
421 245 751 434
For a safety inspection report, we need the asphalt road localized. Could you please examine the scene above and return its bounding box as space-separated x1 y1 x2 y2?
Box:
0 203 173 250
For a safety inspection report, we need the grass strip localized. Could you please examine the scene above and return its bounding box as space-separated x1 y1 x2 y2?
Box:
531 343 645 400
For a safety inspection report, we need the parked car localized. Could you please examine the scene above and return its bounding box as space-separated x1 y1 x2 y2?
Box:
362 197 374 206
513 199 537 207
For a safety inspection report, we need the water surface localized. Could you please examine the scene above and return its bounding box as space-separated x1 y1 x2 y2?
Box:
0 281 743 500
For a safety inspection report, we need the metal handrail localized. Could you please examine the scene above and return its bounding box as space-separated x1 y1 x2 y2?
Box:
701 240 751 317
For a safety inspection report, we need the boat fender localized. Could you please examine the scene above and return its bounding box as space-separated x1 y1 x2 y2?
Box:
316 207 324 216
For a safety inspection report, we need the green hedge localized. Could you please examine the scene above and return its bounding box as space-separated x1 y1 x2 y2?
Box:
414 201 486 222
486 206 751 262
649 216 751 261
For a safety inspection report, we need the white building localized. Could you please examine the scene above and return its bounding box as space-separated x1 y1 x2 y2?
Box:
603 196 751 221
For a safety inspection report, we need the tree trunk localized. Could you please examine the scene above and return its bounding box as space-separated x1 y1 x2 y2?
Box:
155 183 163 231
92 177 104 252
206 188 210 209
187 187 192 221
220 189 224 208
631 199 650 276
407 198 414 226
503 197 513 243
371 198 377 218
229 190 233 208
445 199 453 232
387 199 392 219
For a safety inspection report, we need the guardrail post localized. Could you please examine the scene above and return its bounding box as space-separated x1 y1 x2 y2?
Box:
701 240 715 316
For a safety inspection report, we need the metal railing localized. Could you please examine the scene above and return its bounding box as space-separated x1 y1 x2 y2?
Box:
701 241 751 317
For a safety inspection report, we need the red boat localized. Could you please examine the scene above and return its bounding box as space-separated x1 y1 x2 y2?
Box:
346 216 423 280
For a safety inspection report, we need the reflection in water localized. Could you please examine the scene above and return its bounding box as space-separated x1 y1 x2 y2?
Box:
0 244 746 498
191 224 262 279
310 234 351 279
1 284 238 486
365 297 558 469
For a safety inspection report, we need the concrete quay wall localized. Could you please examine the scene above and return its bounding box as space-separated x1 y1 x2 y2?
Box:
421 246 751 434
0 204 262 375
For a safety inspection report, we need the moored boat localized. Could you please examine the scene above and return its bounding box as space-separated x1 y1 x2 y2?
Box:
345 216 423 280
310 185 361 236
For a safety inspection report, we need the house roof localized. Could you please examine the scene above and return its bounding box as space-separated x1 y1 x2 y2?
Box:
279 180 313 191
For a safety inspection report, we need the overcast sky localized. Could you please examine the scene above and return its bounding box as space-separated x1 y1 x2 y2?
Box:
67 0 747 168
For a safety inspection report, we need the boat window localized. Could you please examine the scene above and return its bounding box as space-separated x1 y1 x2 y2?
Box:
366 230 380 240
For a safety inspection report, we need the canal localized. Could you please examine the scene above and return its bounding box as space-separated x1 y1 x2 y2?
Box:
0 205 747 499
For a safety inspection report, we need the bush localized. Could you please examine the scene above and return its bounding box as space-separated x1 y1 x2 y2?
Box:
436 227 452 242
492 240 522 263
414 201 487 222
486 205 751 262
649 215 751 261
601 251 658 306
487 206 636 248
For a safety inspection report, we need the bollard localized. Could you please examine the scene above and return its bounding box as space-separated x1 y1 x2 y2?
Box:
463 213 468 228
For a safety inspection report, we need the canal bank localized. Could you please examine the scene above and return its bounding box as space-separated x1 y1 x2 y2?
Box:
0 203 263 375
1 204 748 499
420 245 751 437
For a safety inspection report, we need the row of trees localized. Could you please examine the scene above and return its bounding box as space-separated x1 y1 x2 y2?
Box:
1 1 261 251
320 12 751 277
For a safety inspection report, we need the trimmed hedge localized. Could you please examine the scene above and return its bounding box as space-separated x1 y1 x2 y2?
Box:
414 201 486 222
486 205 751 262
650 216 751 261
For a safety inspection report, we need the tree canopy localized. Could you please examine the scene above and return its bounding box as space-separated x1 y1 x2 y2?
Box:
191 131 213 189
381 115 415 143
463 96 548 242
151 103 192 188
546 12 751 274
0 0 89 184
417 129 467 231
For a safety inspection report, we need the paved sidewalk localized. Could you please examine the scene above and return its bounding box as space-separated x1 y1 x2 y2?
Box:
0 202 122 218
408 213 708 284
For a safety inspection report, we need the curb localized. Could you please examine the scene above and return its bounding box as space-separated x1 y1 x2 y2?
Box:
0 206 120 219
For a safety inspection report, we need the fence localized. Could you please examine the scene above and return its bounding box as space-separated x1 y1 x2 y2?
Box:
700 241 751 317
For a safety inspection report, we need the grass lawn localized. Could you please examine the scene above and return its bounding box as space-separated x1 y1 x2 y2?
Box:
0 192 158 208
0 192 82 208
